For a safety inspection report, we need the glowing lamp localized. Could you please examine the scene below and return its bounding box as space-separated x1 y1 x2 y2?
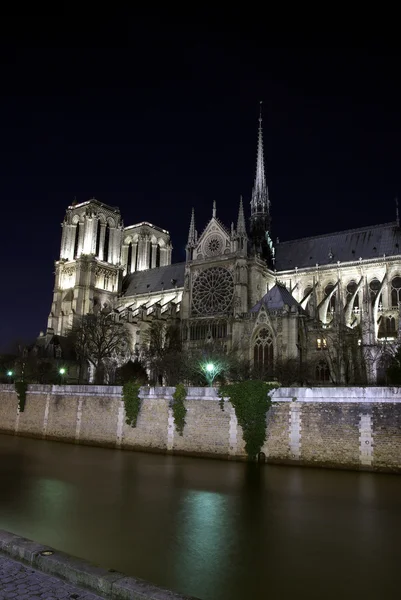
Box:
59 368 66 375
206 363 214 373
7 370 13 377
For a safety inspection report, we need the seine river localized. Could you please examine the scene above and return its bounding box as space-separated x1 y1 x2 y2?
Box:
0 434 399 600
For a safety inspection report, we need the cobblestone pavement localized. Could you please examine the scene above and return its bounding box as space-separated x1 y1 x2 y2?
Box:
0 555 104 600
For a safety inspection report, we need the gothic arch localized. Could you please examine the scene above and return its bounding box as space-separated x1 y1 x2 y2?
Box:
251 326 275 377
97 213 106 224
106 217 116 227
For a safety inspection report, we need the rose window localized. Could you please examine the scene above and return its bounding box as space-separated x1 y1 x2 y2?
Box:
204 235 223 257
192 267 234 315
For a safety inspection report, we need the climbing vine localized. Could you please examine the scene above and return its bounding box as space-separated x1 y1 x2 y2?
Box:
15 381 28 413
219 380 277 460
172 383 187 436
123 381 142 427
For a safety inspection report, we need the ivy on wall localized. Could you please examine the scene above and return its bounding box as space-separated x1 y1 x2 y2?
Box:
172 384 187 436
219 380 277 460
123 381 142 427
15 381 28 413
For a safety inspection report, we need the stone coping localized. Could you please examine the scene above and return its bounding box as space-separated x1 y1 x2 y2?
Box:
2 383 401 403
0 529 200 600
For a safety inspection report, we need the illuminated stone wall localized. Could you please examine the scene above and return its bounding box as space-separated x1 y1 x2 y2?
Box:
0 385 399 473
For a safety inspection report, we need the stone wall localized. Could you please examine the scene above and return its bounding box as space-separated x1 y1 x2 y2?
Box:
0 385 400 472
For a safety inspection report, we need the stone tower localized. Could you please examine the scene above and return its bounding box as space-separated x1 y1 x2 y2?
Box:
48 199 123 336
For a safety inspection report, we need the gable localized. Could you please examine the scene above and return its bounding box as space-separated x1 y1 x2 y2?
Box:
194 218 231 260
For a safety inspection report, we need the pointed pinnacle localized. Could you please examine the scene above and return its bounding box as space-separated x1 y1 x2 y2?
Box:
237 195 246 235
187 208 196 247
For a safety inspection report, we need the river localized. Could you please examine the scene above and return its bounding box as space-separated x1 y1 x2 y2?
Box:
0 434 399 600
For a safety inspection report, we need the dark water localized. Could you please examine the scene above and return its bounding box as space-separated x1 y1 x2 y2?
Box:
0 435 400 600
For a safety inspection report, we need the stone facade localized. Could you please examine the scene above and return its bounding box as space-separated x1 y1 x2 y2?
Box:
41 112 401 385
0 384 400 473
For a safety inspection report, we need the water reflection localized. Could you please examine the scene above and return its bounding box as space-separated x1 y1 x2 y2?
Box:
0 434 400 600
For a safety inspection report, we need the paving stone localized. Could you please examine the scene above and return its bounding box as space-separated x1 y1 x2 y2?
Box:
0 556 104 600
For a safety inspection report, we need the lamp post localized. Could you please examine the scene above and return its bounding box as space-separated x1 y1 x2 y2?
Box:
6 370 13 383
59 367 66 385
205 362 217 387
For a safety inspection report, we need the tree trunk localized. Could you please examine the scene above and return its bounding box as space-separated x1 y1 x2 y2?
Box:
94 363 105 385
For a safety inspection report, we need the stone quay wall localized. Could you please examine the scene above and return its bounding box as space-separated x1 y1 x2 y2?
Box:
0 384 400 473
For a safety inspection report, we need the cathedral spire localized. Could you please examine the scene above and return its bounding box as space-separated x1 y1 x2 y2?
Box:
251 101 270 218
249 102 273 264
237 196 246 235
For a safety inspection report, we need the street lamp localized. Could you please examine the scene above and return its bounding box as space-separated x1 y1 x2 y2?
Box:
59 367 66 384
7 370 13 377
204 362 217 387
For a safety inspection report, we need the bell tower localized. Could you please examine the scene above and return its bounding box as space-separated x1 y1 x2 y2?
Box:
48 199 123 336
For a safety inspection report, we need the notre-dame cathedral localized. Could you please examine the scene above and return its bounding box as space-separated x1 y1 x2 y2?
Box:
42 112 401 384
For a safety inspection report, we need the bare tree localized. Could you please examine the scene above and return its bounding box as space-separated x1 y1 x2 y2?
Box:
69 313 132 384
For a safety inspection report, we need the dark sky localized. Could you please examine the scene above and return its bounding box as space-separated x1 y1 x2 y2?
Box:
1 29 400 349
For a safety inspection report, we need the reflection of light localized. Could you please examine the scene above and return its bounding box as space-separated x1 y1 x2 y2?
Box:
175 490 230 598
206 363 214 373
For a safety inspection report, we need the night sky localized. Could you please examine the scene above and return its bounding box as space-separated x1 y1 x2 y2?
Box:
1 30 400 349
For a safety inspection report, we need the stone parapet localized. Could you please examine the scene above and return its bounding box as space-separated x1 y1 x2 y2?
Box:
0 385 400 472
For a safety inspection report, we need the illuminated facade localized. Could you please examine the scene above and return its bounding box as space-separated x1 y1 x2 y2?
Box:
44 112 401 384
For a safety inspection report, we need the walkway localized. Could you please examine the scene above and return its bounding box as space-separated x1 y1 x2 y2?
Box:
0 554 103 600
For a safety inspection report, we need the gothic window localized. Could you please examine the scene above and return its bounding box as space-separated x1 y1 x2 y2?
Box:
346 280 359 309
73 225 79 258
391 276 401 307
189 321 227 341
95 220 101 257
316 338 327 351
204 234 224 257
302 285 313 301
378 316 397 339
369 278 381 306
315 360 330 382
192 267 234 315
253 328 274 375
104 224 110 263
127 243 133 274
325 283 336 312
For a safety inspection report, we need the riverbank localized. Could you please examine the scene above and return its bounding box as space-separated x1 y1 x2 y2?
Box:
0 529 198 599
0 384 400 472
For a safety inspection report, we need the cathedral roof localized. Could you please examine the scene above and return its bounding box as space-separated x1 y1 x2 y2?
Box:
250 284 303 312
123 262 185 296
275 221 401 270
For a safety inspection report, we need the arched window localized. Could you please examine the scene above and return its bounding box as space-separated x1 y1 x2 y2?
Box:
302 285 313 301
378 316 397 338
156 244 161 268
104 224 110 262
253 328 274 375
391 276 401 307
346 280 359 309
73 225 79 258
95 219 101 257
315 360 330 382
369 278 381 306
325 283 336 312
127 243 133 274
